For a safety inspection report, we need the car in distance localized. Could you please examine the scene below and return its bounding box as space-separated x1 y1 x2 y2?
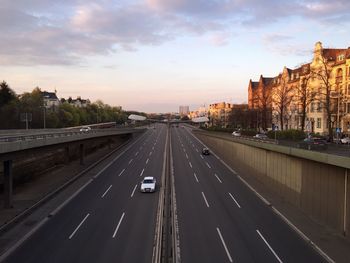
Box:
140 177 156 193
79 126 91 132
202 148 210 155
232 131 241 137
298 137 328 150
254 133 268 139
341 137 350 144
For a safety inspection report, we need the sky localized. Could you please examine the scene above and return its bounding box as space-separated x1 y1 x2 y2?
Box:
1 0 350 113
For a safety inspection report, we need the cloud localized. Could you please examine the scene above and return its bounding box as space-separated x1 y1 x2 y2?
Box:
1 0 349 66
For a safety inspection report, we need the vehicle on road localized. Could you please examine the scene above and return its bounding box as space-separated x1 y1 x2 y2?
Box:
298 137 328 150
341 137 350 144
232 131 241 137
254 133 268 139
79 126 91 132
202 148 210 155
140 177 156 193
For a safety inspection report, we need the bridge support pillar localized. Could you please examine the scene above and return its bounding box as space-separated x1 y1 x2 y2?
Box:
65 146 70 164
79 144 85 165
3 160 13 209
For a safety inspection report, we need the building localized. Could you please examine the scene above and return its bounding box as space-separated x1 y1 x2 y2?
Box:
179 105 189 116
248 41 350 136
70 96 91 108
41 91 60 109
188 105 207 119
208 102 232 127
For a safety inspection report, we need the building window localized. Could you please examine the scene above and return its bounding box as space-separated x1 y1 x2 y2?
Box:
338 54 345 61
317 118 321 128
310 102 315 112
317 102 322 112
347 103 350 114
348 84 350 95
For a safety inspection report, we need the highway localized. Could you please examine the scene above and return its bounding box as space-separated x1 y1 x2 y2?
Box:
3 123 328 263
171 126 326 263
3 124 167 263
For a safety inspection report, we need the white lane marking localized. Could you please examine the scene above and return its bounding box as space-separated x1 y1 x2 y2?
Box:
146 158 149 164
181 144 184 147
195 148 199 152
118 168 126 177
185 153 188 159
140 168 145 177
193 173 199 183
135 151 139 156
206 162 211 169
131 184 138 197
152 146 155 150
189 162 193 168
101 185 112 198
200 155 204 159
149 151 153 156
128 159 133 164
214 174 222 183
216 227 233 263
229 193 241 208
256 230 283 263
183 148 186 152
201 192 210 208
69 213 90 239
112 212 126 238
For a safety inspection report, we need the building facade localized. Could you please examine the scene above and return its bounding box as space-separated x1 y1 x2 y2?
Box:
208 102 232 127
248 41 350 135
179 105 189 116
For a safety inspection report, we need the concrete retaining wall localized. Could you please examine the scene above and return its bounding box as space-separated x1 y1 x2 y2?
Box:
195 131 350 235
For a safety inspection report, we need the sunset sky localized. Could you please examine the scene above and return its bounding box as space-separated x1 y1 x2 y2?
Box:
1 0 349 112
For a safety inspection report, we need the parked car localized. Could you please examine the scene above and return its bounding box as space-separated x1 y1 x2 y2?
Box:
254 133 268 139
140 177 156 193
79 126 91 132
341 137 350 144
232 131 241 137
202 148 210 155
298 137 328 150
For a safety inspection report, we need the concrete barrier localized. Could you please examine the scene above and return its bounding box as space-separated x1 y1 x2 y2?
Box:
194 130 350 236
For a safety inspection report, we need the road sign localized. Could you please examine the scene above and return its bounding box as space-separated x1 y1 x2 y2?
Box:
336 127 341 133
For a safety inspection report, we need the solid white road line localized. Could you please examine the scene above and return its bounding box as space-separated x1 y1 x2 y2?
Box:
201 192 210 208
206 162 211 169
256 230 283 263
140 168 145 177
69 213 90 239
193 173 199 183
229 193 241 208
118 168 126 177
131 184 138 197
112 212 125 238
135 151 139 156
216 227 233 263
200 155 204 159
214 173 222 183
189 162 193 168
128 159 133 164
146 158 149 164
101 185 112 198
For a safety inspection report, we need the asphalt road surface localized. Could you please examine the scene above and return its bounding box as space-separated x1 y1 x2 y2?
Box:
3 123 328 263
4 124 167 263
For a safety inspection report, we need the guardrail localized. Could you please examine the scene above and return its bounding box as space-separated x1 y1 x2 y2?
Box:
0 128 132 143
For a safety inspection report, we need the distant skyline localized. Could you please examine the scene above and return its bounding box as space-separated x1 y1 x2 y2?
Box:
1 0 350 113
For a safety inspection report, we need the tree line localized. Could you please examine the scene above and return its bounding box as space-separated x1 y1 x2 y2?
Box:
0 81 130 129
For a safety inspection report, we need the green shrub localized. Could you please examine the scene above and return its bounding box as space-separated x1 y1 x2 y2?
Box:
267 129 306 141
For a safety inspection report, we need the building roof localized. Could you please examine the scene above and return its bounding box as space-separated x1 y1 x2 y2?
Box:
41 91 58 100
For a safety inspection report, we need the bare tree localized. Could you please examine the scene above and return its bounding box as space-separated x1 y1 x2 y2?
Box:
296 75 313 132
253 86 272 131
273 77 294 130
310 54 334 139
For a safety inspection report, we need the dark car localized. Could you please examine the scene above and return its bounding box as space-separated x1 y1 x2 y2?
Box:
298 137 328 150
202 148 210 155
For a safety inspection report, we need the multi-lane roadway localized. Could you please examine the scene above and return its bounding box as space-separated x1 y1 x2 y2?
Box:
2 123 328 263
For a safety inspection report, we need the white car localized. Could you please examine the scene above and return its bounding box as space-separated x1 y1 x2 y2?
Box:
232 131 241 137
341 137 350 144
254 133 268 139
79 126 91 132
140 177 156 193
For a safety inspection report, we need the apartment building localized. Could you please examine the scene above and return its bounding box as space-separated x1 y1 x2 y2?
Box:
248 41 350 135
208 102 232 127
